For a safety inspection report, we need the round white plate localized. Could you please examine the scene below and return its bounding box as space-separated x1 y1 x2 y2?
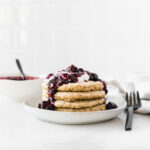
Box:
24 95 126 125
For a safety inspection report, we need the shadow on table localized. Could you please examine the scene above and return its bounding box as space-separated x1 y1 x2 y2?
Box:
37 115 124 129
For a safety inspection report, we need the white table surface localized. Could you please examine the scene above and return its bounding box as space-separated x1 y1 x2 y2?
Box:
1 97 150 150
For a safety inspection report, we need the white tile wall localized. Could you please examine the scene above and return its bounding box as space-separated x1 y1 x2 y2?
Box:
0 0 150 80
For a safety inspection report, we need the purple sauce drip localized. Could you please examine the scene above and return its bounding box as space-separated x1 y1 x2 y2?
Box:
0 76 39 80
106 102 118 110
38 65 108 110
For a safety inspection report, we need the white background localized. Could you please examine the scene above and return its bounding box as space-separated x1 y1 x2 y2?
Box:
1 1 150 149
0 0 150 79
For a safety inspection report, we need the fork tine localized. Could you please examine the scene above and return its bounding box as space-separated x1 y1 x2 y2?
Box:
126 92 129 107
137 91 141 107
126 92 128 103
126 92 128 100
133 91 136 107
130 92 132 106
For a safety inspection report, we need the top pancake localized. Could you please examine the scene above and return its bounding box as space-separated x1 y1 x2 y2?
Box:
42 81 104 92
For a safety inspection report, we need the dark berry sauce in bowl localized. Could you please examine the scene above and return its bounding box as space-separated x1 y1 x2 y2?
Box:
0 76 39 80
0 76 39 81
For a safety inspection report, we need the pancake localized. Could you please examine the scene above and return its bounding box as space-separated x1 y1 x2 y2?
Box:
42 81 104 92
58 81 104 92
54 98 105 109
54 91 106 101
39 65 109 112
56 104 106 112
42 89 106 101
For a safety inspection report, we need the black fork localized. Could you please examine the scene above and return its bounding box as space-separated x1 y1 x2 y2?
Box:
125 91 141 131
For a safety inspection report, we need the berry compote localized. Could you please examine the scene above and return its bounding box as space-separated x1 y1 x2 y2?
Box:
0 76 39 80
38 65 108 110
106 102 118 110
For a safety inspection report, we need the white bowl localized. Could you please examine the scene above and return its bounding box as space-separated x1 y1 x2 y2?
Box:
0 74 43 101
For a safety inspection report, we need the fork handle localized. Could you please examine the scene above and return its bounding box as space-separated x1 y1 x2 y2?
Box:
125 106 134 131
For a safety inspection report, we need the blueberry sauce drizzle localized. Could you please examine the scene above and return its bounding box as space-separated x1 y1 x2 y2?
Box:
0 76 39 80
38 65 108 110
106 102 118 110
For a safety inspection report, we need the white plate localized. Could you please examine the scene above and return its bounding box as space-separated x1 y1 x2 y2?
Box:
24 95 126 125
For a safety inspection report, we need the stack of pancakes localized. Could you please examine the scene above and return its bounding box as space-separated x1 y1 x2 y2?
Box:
42 81 107 112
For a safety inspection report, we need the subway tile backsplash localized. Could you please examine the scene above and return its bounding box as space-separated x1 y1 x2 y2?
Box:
0 0 150 80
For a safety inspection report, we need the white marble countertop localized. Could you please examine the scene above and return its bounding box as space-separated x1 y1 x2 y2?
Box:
1 97 150 150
